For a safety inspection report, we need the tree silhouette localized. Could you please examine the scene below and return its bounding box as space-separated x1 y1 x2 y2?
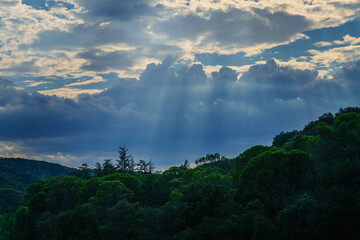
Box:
102 159 116 175
78 163 90 179
137 160 147 172
136 159 155 173
147 159 155 173
117 145 134 172
94 162 102 177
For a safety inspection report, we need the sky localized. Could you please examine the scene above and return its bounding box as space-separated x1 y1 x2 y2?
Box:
0 0 360 169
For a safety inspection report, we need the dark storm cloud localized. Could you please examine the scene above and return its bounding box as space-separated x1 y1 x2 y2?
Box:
153 8 312 46
0 79 116 140
240 59 318 86
78 49 134 72
177 64 207 84
237 59 320 101
0 59 359 166
335 60 360 84
212 67 238 82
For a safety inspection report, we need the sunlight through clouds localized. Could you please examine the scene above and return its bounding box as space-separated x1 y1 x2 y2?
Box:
0 0 359 167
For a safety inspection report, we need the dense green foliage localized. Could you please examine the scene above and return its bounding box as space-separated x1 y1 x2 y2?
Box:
0 158 75 216
1 107 360 239
0 163 38 191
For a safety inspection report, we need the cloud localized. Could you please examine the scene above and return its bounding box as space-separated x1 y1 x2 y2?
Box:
77 49 134 72
212 67 238 82
158 0 359 29
314 41 333 47
335 60 360 85
38 87 103 99
240 59 318 86
0 78 15 88
1 0 360 168
24 80 52 87
153 8 312 54
1 57 359 167
308 44 360 68
0 77 118 141
2 0 359 99
22 0 75 11
78 0 161 21
0 59 40 74
0 0 17 7
65 76 106 87
22 21 181 78
25 18 154 51
314 34 360 48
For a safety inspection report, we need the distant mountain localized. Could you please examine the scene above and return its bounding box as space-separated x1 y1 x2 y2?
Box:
0 163 38 191
0 158 74 180
0 158 75 214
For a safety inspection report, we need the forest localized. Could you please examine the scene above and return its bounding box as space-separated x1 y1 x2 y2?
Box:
0 107 359 240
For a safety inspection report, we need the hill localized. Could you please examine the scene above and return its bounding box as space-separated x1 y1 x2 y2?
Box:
0 158 74 214
0 163 38 191
0 107 359 240
0 158 74 179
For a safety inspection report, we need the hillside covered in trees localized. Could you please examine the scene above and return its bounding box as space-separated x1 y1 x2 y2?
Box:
1 107 360 240
0 158 74 215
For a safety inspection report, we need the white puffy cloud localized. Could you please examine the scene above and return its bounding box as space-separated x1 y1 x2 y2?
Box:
1 0 358 96
314 34 360 47
308 44 360 68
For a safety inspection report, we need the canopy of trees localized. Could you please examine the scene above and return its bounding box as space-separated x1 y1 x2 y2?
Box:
1 107 360 240
0 159 74 216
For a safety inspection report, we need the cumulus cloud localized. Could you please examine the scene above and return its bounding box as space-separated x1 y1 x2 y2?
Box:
153 8 312 54
0 81 110 140
1 0 359 97
308 44 360 68
240 59 318 86
0 58 359 167
335 60 360 85
1 0 360 168
314 34 360 48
